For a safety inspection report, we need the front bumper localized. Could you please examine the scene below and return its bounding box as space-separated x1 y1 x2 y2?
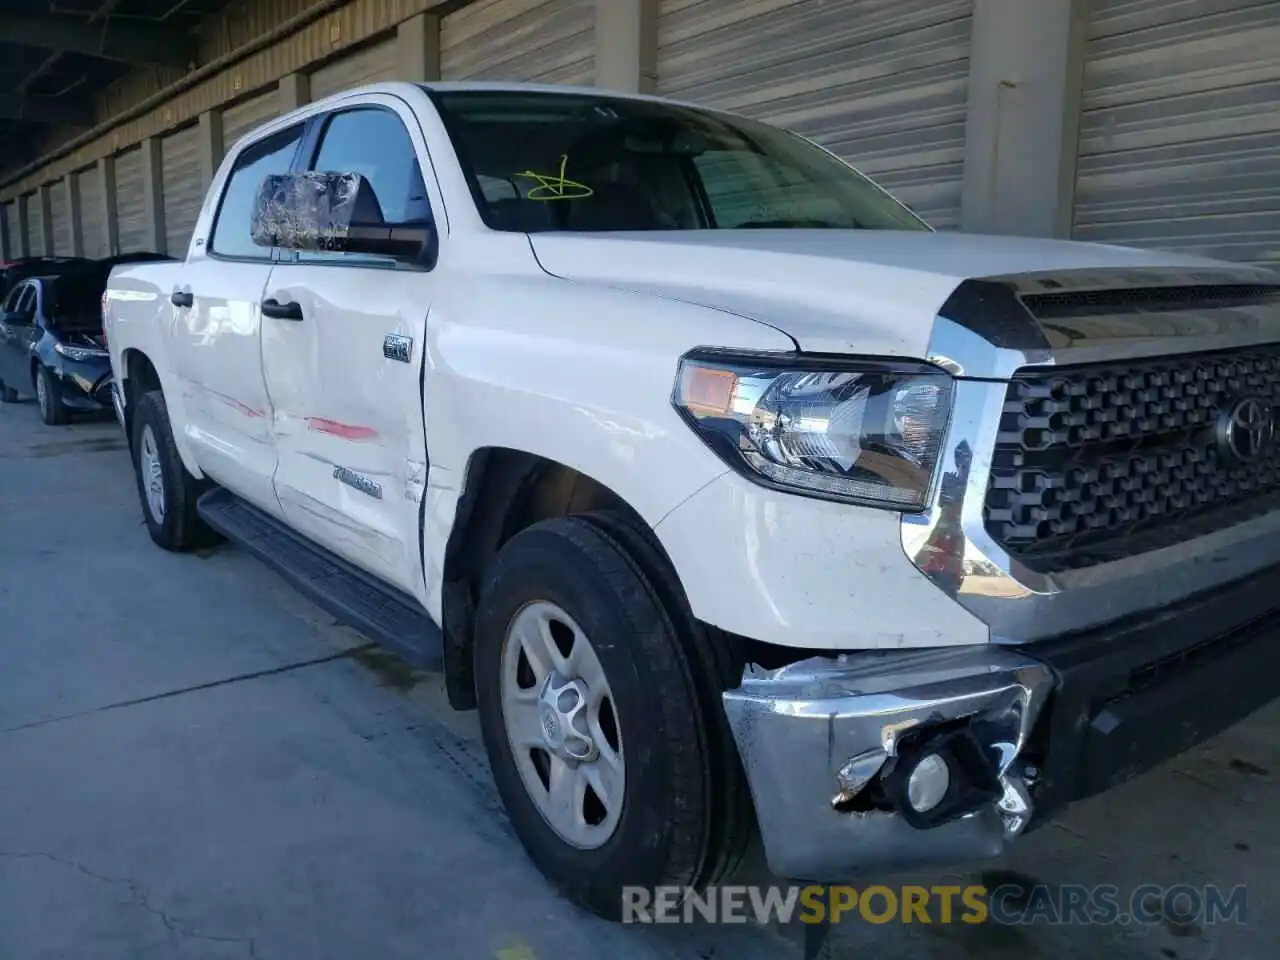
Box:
50 356 114 412
724 561 1280 881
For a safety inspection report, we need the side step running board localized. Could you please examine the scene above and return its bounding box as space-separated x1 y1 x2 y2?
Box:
197 488 442 670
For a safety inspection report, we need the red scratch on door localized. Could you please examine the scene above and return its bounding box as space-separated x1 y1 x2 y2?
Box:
306 417 379 441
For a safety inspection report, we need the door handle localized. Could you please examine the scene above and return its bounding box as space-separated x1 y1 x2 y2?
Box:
261 298 303 321
170 291 193 308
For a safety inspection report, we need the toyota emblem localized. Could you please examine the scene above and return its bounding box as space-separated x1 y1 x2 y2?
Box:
1218 397 1275 463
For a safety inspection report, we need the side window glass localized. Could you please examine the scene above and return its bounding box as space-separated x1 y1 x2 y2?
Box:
299 108 431 265
1 286 22 313
311 108 431 223
209 124 305 260
17 287 36 319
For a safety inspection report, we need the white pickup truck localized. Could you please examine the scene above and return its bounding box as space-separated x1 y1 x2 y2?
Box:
105 80 1280 919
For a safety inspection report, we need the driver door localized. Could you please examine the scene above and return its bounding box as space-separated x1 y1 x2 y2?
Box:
0 284 37 390
261 99 436 597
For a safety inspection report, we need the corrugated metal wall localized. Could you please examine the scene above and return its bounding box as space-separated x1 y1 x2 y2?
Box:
0 202 11 260
50 180 73 255
1074 0 1280 266
441 0 595 85
24 194 44 256
223 88 284 155
114 147 148 254
309 37 400 100
656 0 973 229
162 125 204 257
76 168 107 260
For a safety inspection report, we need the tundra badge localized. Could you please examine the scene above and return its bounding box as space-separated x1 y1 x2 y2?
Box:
383 334 413 363
333 465 383 500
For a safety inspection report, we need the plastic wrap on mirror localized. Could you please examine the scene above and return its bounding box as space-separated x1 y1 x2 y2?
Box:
250 172 361 250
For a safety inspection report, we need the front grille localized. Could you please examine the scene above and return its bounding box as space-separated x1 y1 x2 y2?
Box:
983 345 1280 571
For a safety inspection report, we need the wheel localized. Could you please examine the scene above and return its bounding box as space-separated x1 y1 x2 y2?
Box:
130 390 220 551
35 366 69 425
0 379 18 403
473 514 738 920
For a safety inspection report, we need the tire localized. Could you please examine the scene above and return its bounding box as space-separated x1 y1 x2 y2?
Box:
473 515 726 920
576 510 754 887
130 389 220 551
35 366 69 425
0 379 18 403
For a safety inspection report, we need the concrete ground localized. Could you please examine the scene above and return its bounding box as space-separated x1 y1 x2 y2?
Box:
0 401 1276 960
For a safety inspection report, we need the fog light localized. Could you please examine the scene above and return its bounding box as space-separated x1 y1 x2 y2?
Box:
883 726 1004 829
906 753 950 813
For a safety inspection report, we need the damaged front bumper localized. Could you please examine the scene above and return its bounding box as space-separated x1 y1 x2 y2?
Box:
723 559 1280 882
722 647 1051 880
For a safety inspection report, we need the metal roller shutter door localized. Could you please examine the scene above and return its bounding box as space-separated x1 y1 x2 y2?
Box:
25 194 45 256
77 168 107 260
114 147 148 254
162 125 203 257
441 0 595 85
50 179 72 256
1074 0 1280 266
223 89 283 155
310 38 399 100
656 0 973 229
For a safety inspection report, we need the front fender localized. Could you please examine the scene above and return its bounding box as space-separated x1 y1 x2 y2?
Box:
419 275 796 614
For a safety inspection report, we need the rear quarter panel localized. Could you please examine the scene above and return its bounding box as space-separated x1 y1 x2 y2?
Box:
105 262 204 476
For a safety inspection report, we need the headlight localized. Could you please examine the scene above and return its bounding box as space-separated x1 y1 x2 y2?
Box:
55 342 109 361
673 351 953 510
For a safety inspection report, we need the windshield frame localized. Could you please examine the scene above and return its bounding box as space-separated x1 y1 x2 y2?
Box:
421 86 931 235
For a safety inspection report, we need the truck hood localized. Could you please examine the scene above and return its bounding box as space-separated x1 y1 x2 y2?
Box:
528 230 1240 360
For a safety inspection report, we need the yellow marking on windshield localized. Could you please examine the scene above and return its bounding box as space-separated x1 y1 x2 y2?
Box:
515 154 593 200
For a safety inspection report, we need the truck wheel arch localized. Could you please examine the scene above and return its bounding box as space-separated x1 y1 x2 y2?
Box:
440 448 670 710
119 347 204 479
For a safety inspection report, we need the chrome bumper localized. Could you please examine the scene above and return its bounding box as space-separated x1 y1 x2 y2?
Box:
721 647 1053 881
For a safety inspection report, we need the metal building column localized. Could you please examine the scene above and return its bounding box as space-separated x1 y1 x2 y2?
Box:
398 13 441 82
15 196 29 257
64 176 84 255
141 137 166 254
279 73 310 112
97 157 120 257
38 186 54 256
960 0 1087 238
199 109 225 191
595 0 655 92
0 205 9 261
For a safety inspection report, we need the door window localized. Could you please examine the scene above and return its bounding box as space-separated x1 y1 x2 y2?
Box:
13 287 35 322
1 285 24 313
209 124 306 260
308 107 431 226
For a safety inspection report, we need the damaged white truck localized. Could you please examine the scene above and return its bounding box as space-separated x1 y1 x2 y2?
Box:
104 81 1280 919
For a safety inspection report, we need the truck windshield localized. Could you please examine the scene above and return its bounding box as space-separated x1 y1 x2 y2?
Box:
427 89 928 234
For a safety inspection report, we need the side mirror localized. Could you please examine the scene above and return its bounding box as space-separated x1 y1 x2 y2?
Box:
250 171 435 263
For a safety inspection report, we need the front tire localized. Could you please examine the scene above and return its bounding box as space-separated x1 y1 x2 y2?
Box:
130 390 219 551
35 366 69 425
473 515 725 920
